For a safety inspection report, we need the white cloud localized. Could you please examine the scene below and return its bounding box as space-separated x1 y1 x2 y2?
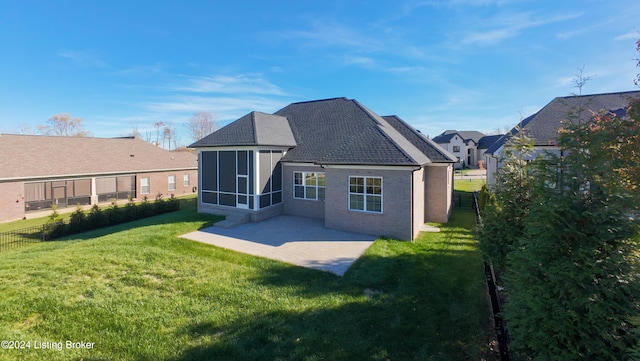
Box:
57 49 109 68
614 31 640 42
459 11 583 46
142 95 289 123
172 74 291 96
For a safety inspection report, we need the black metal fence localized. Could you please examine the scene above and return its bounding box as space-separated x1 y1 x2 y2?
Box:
472 192 513 361
452 191 475 208
0 223 58 253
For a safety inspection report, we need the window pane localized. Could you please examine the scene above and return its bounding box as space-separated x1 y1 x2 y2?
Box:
183 174 190 186
318 187 325 200
73 179 91 197
366 195 382 212
96 178 116 194
350 177 364 193
294 185 304 198
366 178 381 195
25 183 46 202
305 186 316 200
305 173 316 186
350 194 364 210
317 173 325 186
294 172 303 185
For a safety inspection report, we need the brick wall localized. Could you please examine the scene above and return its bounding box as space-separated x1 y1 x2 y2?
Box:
424 165 452 223
324 167 413 241
282 164 326 219
0 181 26 223
412 167 426 239
136 170 198 200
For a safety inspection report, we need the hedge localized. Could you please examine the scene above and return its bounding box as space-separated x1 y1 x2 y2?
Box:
44 194 180 240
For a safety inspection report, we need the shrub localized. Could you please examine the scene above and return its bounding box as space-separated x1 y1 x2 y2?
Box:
122 197 137 222
137 196 153 219
106 199 123 225
68 204 86 234
43 205 66 240
87 204 106 230
153 193 167 214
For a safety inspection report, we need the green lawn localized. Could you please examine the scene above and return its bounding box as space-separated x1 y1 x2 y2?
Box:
0 207 491 360
0 196 199 233
454 178 485 192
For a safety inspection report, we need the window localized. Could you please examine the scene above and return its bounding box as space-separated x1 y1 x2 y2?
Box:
293 172 325 200
168 175 176 191
349 176 382 213
141 177 150 194
183 173 190 187
453 146 460 152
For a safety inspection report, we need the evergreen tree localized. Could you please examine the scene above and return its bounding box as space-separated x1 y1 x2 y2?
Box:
474 126 536 274
505 103 640 359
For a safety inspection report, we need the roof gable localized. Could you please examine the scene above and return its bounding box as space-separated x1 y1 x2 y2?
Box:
190 111 296 147
433 130 484 144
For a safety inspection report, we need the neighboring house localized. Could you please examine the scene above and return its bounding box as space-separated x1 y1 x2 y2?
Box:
0 134 198 223
190 97 457 241
485 90 640 186
432 130 501 169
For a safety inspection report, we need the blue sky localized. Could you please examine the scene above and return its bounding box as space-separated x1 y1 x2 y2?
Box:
1 0 639 146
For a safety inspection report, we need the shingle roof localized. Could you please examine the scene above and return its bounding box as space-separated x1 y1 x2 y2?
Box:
190 111 296 147
433 130 485 145
382 115 457 163
275 98 455 165
0 135 197 181
486 90 640 155
477 134 503 150
191 97 455 166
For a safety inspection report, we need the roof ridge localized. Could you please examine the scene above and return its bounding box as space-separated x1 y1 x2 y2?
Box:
557 89 640 100
353 100 432 164
250 111 258 144
386 115 457 162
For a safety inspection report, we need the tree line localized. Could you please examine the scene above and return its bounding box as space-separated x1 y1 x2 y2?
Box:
10 111 217 149
475 39 640 360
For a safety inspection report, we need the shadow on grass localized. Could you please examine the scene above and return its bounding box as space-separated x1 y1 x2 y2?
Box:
169 243 490 361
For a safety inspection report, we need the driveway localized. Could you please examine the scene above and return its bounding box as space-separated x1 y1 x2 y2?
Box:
180 215 376 276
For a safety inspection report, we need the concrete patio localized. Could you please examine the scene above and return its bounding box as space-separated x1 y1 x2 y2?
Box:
180 215 377 276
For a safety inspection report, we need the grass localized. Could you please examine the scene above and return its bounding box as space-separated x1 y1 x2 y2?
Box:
0 195 199 233
454 178 485 192
0 206 490 360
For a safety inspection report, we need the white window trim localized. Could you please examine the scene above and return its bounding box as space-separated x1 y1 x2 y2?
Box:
183 173 190 187
293 171 325 201
348 176 383 214
168 175 176 191
141 177 150 195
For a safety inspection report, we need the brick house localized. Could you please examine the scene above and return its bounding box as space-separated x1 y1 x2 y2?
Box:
190 97 457 241
0 134 198 223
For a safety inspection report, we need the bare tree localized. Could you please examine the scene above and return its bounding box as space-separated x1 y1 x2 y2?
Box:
186 111 217 142
153 121 166 146
38 113 91 137
162 126 172 150
571 65 595 95
14 122 35 134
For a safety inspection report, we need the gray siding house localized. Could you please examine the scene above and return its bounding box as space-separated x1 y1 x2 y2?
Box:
190 98 457 240
485 90 640 186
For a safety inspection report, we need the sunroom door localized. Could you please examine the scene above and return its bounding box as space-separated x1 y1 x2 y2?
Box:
236 151 250 209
